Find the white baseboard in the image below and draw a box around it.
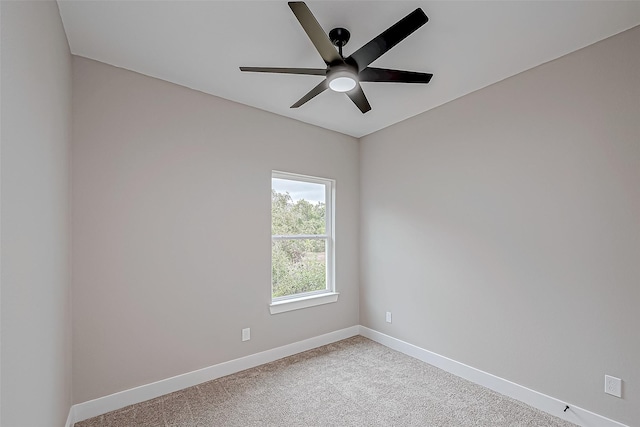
[65,405,75,427]
[67,325,626,427]
[70,325,359,424]
[359,326,627,427]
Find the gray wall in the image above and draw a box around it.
[0,1,73,426]
[71,57,360,403]
[360,25,640,425]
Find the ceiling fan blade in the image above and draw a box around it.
[348,8,428,71]
[291,79,328,108]
[359,67,433,84]
[240,67,326,76]
[346,84,371,114]
[288,2,341,65]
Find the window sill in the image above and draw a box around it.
[269,292,339,315]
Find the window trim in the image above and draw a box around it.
[270,171,337,314]
[269,292,339,315]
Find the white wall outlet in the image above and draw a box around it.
[242,328,250,342]
[385,312,392,323]
[604,375,622,398]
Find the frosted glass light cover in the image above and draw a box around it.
[329,76,357,92]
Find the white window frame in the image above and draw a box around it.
[269,171,338,314]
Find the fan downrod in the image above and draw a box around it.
[329,27,350,57]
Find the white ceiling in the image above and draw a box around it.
[57,1,640,138]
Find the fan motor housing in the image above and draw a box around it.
[327,64,358,92]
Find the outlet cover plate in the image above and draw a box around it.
[242,328,250,342]
[385,312,392,323]
[605,375,622,398]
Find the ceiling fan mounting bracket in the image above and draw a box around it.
[329,27,351,48]
[329,27,350,57]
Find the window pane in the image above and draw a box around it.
[272,178,325,235]
[272,238,326,298]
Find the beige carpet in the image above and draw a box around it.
[75,336,577,426]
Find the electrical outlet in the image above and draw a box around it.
[242,328,250,342]
[604,375,622,398]
[385,312,392,323]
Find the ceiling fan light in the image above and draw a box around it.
[328,70,358,92]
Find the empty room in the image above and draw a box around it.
[1,1,639,426]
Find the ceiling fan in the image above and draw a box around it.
[240,2,433,114]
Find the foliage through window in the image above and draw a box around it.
[271,172,333,301]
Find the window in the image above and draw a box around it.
[270,171,337,314]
